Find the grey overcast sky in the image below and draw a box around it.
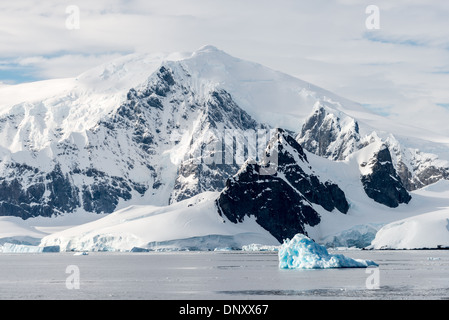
[1,0,449,134]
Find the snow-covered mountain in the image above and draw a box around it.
[0,47,271,218]
[1,45,449,250]
[297,103,449,192]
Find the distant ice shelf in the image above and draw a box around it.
[1,243,60,253]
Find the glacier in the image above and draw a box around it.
[279,234,378,269]
[322,223,383,249]
[1,243,60,253]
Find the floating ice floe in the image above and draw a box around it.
[241,244,280,252]
[278,234,378,269]
[73,252,89,256]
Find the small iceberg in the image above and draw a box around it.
[241,244,279,252]
[278,234,378,269]
[73,252,89,256]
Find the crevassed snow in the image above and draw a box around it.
[1,243,47,253]
[322,223,383,249]
[1,242,60,253]
[278,234,377,269]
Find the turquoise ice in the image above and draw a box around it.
[279,234,378,269]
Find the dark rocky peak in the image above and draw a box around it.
[216,128,349,242]
[299,104,449,193]
[216,158,322,243]
[142,65,176,98]
[361,144,412,208]
[268,128,309,166]
[157,66,176,87]
[265,128,349,214]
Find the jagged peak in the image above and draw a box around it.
[298,102,361,161]
[266,128,309,165]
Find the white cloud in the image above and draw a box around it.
[15,53,125,79]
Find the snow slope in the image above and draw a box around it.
[0,211,106,246]
[369,180,449,249]
[39,192,279,252]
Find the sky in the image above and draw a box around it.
[0,0,449,135]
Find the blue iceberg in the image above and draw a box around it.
[278,234,378,269]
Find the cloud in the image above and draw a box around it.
[14,53,126,79]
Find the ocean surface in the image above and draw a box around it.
[0,250,448,300]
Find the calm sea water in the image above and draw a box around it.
[0,250,448,300]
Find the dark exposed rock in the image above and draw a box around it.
[0,164,79,219]
[217,160,321,243]
[361,145,412,208]
[216,129,349,242]
[0,59,425,224]
[396,160,449,191]
[415,166,449,188]
[274,130,349,214]
[78,168,135,214]
[45,165,80,213]
[0,158,148,219]
[395,160,415,191]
